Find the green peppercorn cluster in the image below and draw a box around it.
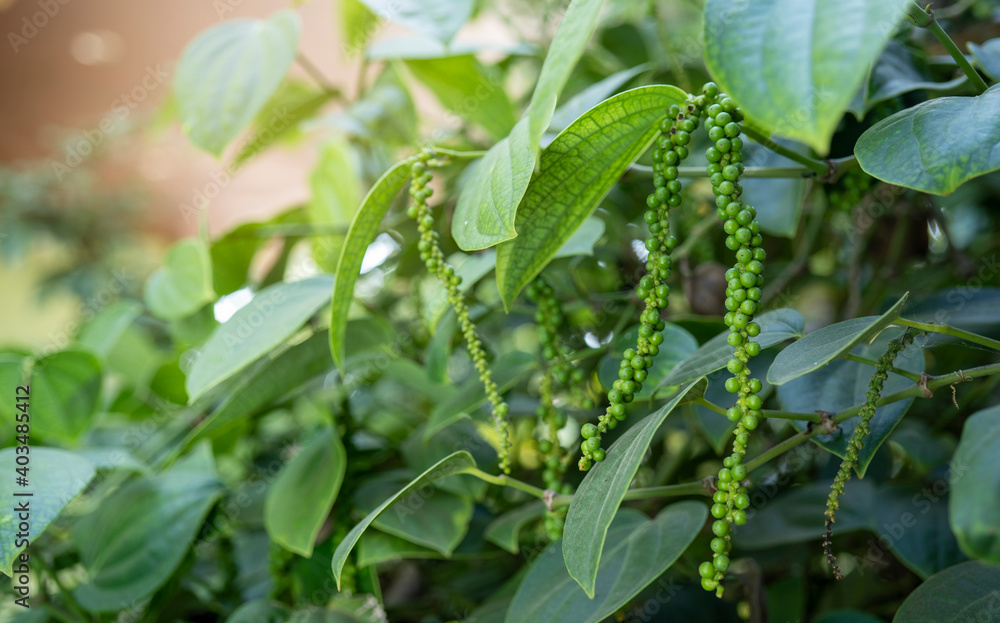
[696,82,768,597]
[526,277,592,538]
[827,167,873,214]
[824,331,914,579]
[577,100,696,471]
[408,150,512,473]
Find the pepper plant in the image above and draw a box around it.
[4,0,1000,621]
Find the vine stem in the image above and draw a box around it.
[906,2,990,94]
[469,361,1000,503]
[631,164,817,179]
[739,125,830,177]
[296,53,342,97]
[841,353,924,382]
[897,318,1000,352]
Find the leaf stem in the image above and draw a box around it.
[761,409,824,423]
[897,318,1000,352]
[906,2,990,94]
[739,125,830,177]
[467,468,548,499]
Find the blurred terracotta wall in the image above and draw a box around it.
[0,0,362,238]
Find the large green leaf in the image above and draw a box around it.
[874,483,965,579]
[740,139,807,238]
[778,328,925,476]
[767,293,908,385]
[76,300,142,360]
[970,38,1000,81]
[526,0,606,144]
[509,504,706,623]
[29,350,102,444]
[703,0,911,154]
[144,239,216,321]
[356,531,443,567]
[815,611,885,623]
[452,118,533,250]
[495,86,686,308]
[659,308,804,390]
[562,380,703,597]
[174,10,300,155]
[893,561,1000,623]
[210,222,263,296]
[72,445,222,611]
[180,331,333,451]
[950,404,1000,565]
[357,0,472,43]
[265,427,346,557]
[0,448,96,575]
[855,85,1000,195]
[331,451,477,588]
[352,474,473,555]
[848,40,968,120]
[186,275,334,402]
[340,0,378,56]
[548,63,651,132]
[405,56,516,140]
[483,501,546,554]
[308,137,363,272]
[452,0,605,251]
[331,161,411,369]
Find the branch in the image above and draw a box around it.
[906,2,990,93]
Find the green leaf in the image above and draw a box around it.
[874,483,965,579]
[893,561,1000,623]
[856,85,1000,195]
[186,275,335,402]
[265,426,346,557]
[703,0,911,154]
[72,445,223,611]
[0,448,95,575]
[424,351,536,439]
[526,0,606,144]
[848,41,968,120]
[548,63,652,132]
[180,331,333,449]
[734,479,875,550]
[779,328,925,476]
[227,600,292,623]
[495,86,687,307]
[950,403,1000,565]
[352,474,473,555]
[331,451,476,588]
[331,160,411,369]
[970,38,1000,81]
[308,137,363,272]
[553,216,605,259]
[562,380,703,597]
[510,504,706,622]
[452,118,533,251]
[357,0,473,43]
[233,80,335,167]
[660,308,804,389]
[356,531,443,567]
[741,139,807,238]
[174,10,300,155]
[452,0,605,252]
[405,56,516,140]
[29,350,102,444]
[484,501,546,554]
[76,300,142,360]
[144,239,216,321]
[767,293,908,385]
